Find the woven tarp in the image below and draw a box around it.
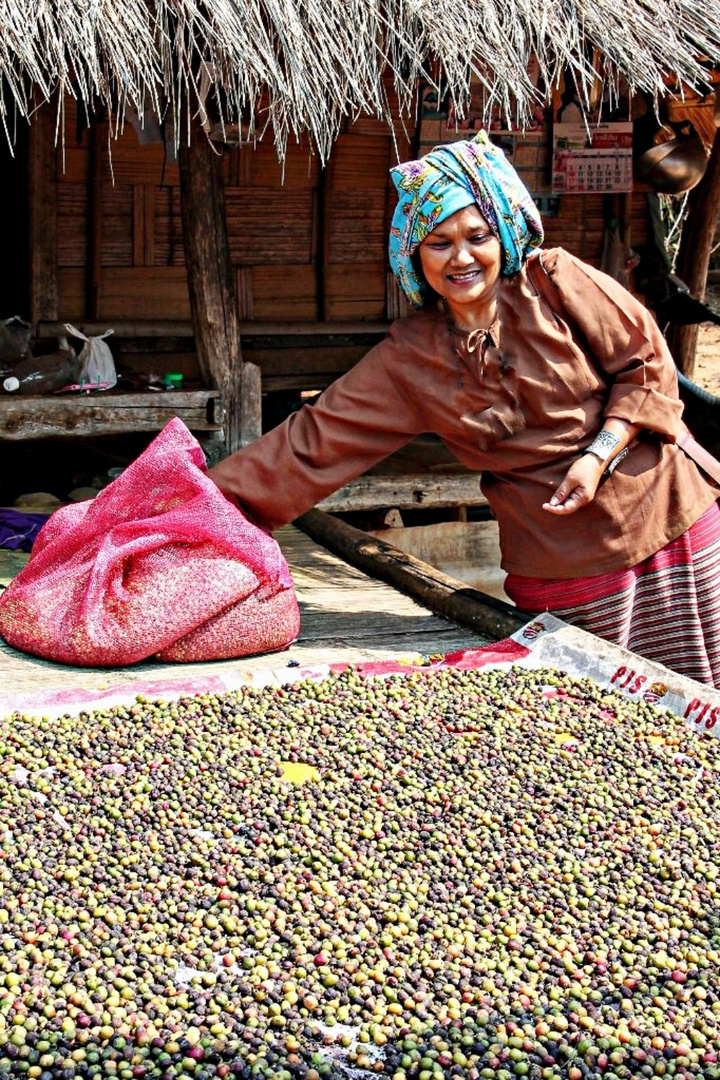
[0,419,300,665]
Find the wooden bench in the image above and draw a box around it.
[0,390,223,440]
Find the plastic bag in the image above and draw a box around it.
[0,316,32,368]
[0,418,300,665]
[64,324,117,390]
[2,340,79,395]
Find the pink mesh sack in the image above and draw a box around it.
[0,418,300,666]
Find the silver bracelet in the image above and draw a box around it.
[603,446,629,475]
[583,430,621,465]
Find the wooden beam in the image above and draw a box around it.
[87,115,107,319]
[28,99,58,330]
[317,471,488,512]
[37,320,390,338]
[0,391,222,440]
[295,509,530,641]
[178,112,249,451]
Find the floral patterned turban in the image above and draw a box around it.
[388,131,544,309]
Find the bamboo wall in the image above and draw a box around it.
[53,99,413,327]
[27,93,656,415]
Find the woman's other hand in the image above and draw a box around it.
[542,456,603,515]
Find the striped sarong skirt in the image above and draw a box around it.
[504,502,720,688]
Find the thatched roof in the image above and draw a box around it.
[2,0,720,159]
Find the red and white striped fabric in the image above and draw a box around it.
[505,501,720,687]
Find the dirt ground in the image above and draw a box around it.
[696,326,720,396]
[694,285,720,397]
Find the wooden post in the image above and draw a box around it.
[668,127,720,378]
[317,153,331,323]
[28,99,58,330]
[178,111,261,452]
[87,115,107,319]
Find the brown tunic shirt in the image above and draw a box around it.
[210,247,718,578]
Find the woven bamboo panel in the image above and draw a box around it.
[329,134,395,189]
[100,184,134,267]
[241,139,321,190]
[153,187,185,267]
[326,189,387,263]
[341,83,416,140]
[324,264,387,320]
[322,133,398,311]
[61,147,91,185]
[57,268,86,320]
[57,183,88,266]
[250,266,318,321]
[100,136,180,187]
[226,190,315,264]
[95,268,191,321]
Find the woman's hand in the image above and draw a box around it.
[542,456,604,516]
[544,418,640,516]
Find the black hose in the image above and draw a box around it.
[677,370,720,408]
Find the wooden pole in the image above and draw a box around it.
[178,111,261,452]
[668,127,720,378]
[28,99,58,331]
[87,114,107,320]
[295,508,532,641]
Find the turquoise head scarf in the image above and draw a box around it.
[388,131,544,309]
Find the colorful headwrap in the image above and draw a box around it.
[388,131,544,309]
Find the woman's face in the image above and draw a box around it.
[417,205,502,329]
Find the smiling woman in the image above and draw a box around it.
[417,207,501,332]
[208,132,720,686]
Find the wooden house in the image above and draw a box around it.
[1,2,720,523]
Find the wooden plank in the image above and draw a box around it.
[0,392,223,439]
[100,135,179,187]
[247,344,369,379]
[324,295,388,321]
[329,135,399,188]
[317,471,488,512]
[38,320,390,338]
[100,183,134,266]
[61,147,91,185]
[240,362,263,444]
[236,267,253,320]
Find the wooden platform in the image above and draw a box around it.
[0,526,493,718]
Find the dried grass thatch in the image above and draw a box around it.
[1,0,720,159]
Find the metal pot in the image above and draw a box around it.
[635,124,708,194]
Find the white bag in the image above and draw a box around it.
[64,324,117,390]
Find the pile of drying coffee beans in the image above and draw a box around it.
[0,664,719,1080]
